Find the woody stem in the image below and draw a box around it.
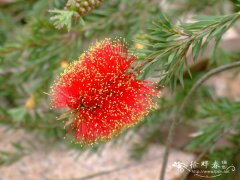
[160,61,240,180]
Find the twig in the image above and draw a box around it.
[160,61,240,180]
[67,155,163,180]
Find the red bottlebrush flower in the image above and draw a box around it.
[50,39,159,144]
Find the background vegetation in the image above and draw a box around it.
[0,0,240,179]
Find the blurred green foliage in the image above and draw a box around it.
[0,1,240,180]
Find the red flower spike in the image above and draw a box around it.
[50,39,160,144]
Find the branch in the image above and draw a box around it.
[160,61,240,180]
[138,12,240,87]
